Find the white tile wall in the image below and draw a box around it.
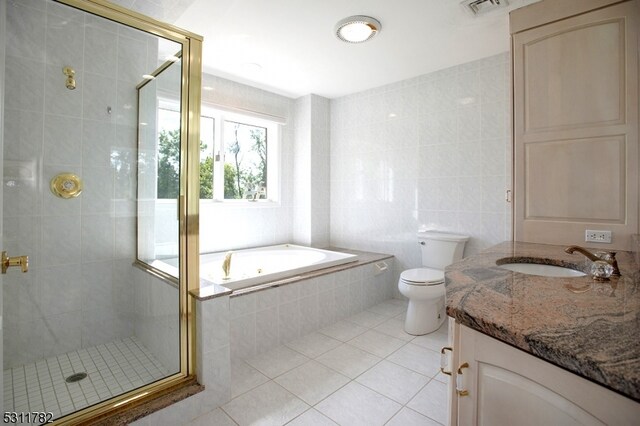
[293,95,312,245]
[197,74,296,254]
[230,260,395,360]
[139,76,335,258]
[1,0,158,368]
[330,53,512,290]
[132,267,180,374]
[292,94,331,248]
[109,0,197,24]
[195,296,231,409]
[310,95,331,248]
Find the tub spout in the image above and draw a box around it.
[222,251,233,280]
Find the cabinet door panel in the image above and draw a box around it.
[477,363,603,426]
[525,136,625,222]
[523,19,624,132]
[455,325,640,425]
[513,1,638,249]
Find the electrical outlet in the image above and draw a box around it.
[585,230,612,243]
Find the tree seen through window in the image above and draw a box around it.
[224,121,267,200]
[156,109,269,201]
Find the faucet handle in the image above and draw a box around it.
[596,251,620,276]
[605,252,620,276]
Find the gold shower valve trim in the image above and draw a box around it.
[50,173,83,198]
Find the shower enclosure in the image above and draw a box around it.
[0,0,202,423]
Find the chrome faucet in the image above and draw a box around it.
[564,245,620,277]
[222,251,233,280]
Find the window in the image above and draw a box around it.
[156,105,279,202]
[205,107,279,202]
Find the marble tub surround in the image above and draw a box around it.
[445,241,640,401]
[191,280,233,300]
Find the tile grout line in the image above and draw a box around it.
[3,336,170,422]
[216,300,449,426]
[225,303,447,426]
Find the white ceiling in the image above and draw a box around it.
[175,0,540,99]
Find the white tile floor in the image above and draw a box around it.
[3,337,169,424]
[188,299,450,426]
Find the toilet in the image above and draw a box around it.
[399,231,469,335]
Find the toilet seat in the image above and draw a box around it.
[400,268,444,286]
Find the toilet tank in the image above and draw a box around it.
[418,231,469,270]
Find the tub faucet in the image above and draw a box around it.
[222,251,233,280]
[564,245,620,276]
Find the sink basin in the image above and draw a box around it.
[498,263,586,278]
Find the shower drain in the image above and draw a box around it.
[65,372,88,383]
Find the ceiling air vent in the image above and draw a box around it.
[461,0,508,16]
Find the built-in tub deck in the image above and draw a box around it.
[191,247,393,301]
[201,245,359,290]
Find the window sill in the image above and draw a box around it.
[199,199,281,208]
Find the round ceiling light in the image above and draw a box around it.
[335,15,381,43]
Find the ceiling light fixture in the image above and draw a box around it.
[335,15,381,43]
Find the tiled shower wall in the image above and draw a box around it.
[132,268,180,374]
[330,53,512,286]
[2,0,157,368]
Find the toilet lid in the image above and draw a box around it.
[400,268,444,286]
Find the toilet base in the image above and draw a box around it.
[403,297,445,336]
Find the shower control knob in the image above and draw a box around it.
[1,251,29,274]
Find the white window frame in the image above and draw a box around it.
[201,105,280,204]
[156,99,281,204]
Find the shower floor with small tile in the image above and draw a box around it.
[3,337,169,424]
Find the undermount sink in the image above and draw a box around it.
[498,262,587,278]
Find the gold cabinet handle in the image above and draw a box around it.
[1,251,29,274]
[456,362,469,397]
[440,346,453,376]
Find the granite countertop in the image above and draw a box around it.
[445,241,640,402]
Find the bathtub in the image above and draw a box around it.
[200,244,358,290]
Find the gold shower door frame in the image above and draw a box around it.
[51,1,202,424]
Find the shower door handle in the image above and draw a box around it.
[1,251,29,274]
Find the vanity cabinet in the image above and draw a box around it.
[446,321,640,425]
[511,0,639,250]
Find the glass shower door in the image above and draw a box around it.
[1,0,200,423]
